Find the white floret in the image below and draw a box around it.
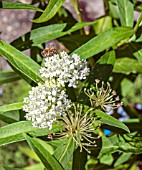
[39,51,90,88]
[23,82,71,129]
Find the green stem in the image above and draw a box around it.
[117,12,142,48]
[103,0,109,15]
[71,0,84,34]
[71,0,95,68]
[134,12,142,33]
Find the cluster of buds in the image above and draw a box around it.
[84,79,123,112]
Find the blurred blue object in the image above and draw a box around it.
[136,104,142,110]
[104,129,111,136]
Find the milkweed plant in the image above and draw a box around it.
[0,0,142,169]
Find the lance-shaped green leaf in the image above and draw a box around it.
[121,78,133,97]
[100,154,114,165]
[3,166,22,170]
[0,71,20,84]
[92,16,112,34]
[0,102,24,114]
[98,136,119,159]
[114,153,132,167]
[31,23,66,46]
[98,133,142,160]
[113,57,142,75]
[11,22,95,49]
[0,40,43,83]
[0,121,63,146]
[0,111,20,123]
[24,134,63,170]
[53,138,75,169]
[94,110,130,133]
[72,148,87,170]
[116,0,134,27]
[33,0,65,23]
[72,27,134,59]
[0,1,43,12]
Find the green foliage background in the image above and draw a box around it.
[0,0,142,169]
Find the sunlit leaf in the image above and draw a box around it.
[0,40,43,83]
[113,57,142,74]
[11,22,95,48]
[114,153,132,167]
[24,134,63,170]
[72,27,134,59]
[1,1,43,12]
[116,0,134,27]
[0,121,63,146]
[0,71,20,84]
[0,102,23,114]
[54,138,75,169]
[33,0,65,23]
[95,110,130,133]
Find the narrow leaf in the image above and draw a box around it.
[11,22,95,48]
[0,71,20,84]
[1,1,43,12]
[114,153,132,167]
[3,166,21,170]
[54,138,75,169]
[117,0,134,27]
[95,110,130,133]
[0,40,43,83]
[35,138,54,155]
[0,110,19,123]
[72,148,87,170]
[72,27,134,59]
[98,136,119,158]
[121,78,133,97]
[24,134,63,170]
[33,0,65,23]
[30,24,66,40]
[0,121,63,146]
[31,22,95,46]
[31,23,66,46]
[0,102,24,114]
[113,57,142,75]
[92,16,112,34]
[100,154,114,165]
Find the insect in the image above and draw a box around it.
[41,46,58,58]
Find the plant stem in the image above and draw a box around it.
[71,0,95,68]
[103,0,109,16]
[71,0,84,34]
[117,13,142,47]
[134,12,142,33]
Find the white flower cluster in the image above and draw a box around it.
[40,51,90,88]
[23,81,71,129]
[23,51,90,129]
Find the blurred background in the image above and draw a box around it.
[0,0,142,169]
